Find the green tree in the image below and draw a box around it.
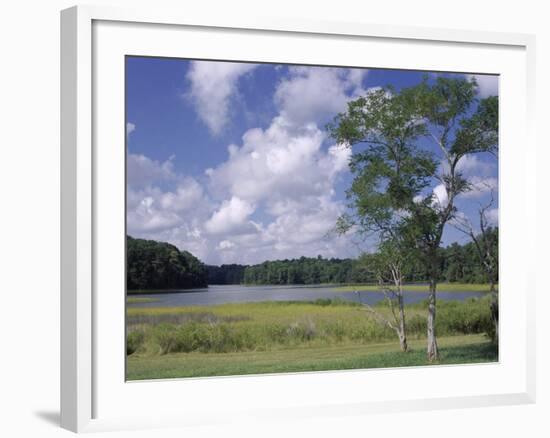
[330,77,498,361]
[126,236,208,290]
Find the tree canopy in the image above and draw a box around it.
[127,236,208,290]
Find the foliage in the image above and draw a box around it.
[127,236,208,290]
[440,228,498,284]
[126,330,145,355]
[242,255,375,285]
[206,264,246,284]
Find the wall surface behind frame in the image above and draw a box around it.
[0,0,547,437]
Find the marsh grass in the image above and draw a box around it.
[126,296,495,356]
[127,311,250,327]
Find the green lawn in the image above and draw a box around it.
[334,283,494,292]
[127,334,497,380]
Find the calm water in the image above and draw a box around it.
[128,284,487,307]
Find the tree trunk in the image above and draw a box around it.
[397,292,408,352]
[426,277,439,361]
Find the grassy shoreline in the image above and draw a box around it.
[127,282,494,295]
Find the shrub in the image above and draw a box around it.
[286,318,317,342]
[405,314,427,338]
[127,330,145,355]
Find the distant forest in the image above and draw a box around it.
[127,228,497,290]
[127,236,208,290]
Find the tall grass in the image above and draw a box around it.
[126,296,495,356]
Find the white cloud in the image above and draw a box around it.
[207,116,351,206]
[127,195,182,233]
[467,74,498,98]
[265,195,341,246]
[456,155,494,176]
[218,240,236,250]
[127,154,176,188]
[124,121,355,264]
[205,194,357,265]
[439,155,495,178]
[274,66,368,126]
[158,178,205,212]
[432,183,449,209]
[205,196,256,235]
[193,65,365,263]
[186,61,257,135]
[127,177,213,236]
[202,117,354,262]
[128,63,371,264]
[126,122,136,138]
[486,208,499,225]
[462,176,498,198]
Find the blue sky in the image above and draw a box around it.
[126,57,499,265]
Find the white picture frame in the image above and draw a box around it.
[60,4,536,433]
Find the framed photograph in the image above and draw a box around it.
[61,5,536,433]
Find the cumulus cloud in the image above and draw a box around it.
[205,196,256,235]
[158,178,205,212]
[207,116,350,206]
[201,114,354,262]
[274,66,368,126]
[127,154,176,188]
[467,74,498,98]
[128,63,373,264]
[186,61,257,135]
[127,177,212,234]
[265,195,342,246]
[127,194,182,233]
[190,64,367,263]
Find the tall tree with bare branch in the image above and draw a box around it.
[330,77,498,361]
[452,192,499,342]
